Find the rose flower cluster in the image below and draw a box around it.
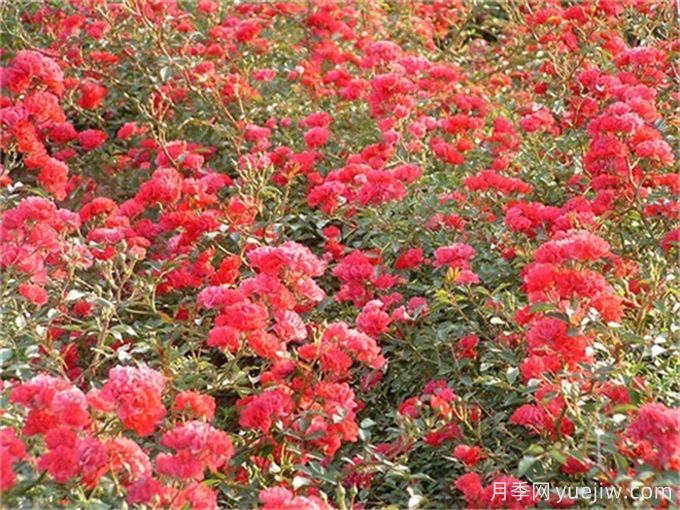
[1,1,677,509]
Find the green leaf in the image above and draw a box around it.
[0,348,13,364]
[525,444,544,455]
[549,449,567,464]
[529,302,555,314]
[518,456,537,476]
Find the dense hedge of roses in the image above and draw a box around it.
[0,1,678,509]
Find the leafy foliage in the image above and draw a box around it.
[0,1,678,509]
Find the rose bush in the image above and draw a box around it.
[0,0,678,509]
